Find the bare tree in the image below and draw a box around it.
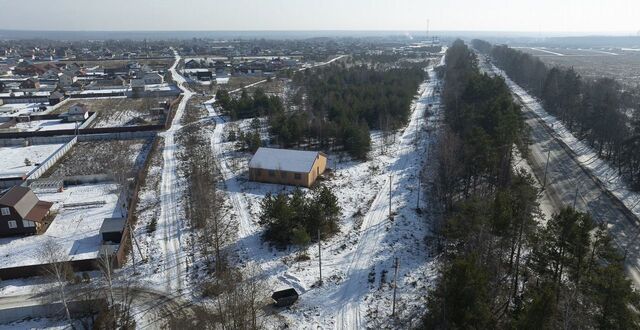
[94,249,136,330]
[37,239,74,327]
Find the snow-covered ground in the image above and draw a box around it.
[0,143,64,179]
[0,183,122,269]
[146,49,192,293]
[491,65,640,221]
[11,119,77,132]
[206,61,442,328]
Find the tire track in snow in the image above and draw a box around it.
[157,49,193,293]
[334,66,441,329]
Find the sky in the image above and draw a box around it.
[0,0,639,34]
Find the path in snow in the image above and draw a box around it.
[334,66,440,329]
[156,49,193,293]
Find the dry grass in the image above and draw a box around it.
[43,139,153,179]
[55,97,177,127]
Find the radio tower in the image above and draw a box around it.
[426,19,430,40]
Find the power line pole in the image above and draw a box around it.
[389,174,392,219]
[542,149,551,188]
[318,228,322,286]
[417,174,421,211]
[573,185,580,209]
[392,257,399,317]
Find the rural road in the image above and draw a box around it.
[157,48,193,293]
[335,64,441,329]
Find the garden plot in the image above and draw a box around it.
[0,143,64,179]
[0,183,122,269]
[42,139,152,179]
[55,97,175,128]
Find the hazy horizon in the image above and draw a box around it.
[1,0,639,34]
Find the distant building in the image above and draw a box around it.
[19,78,40,90]
[248,147,327,188]
[130,79,145,96]
[0,186,53,237]
[58,73,76,87]
[48,91,65,106]
[66,102,89,121]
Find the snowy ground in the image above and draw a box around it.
[491,65,640,223]
[0,143,64,179]
[0,103,51,117]
[206,61,442,328]
[0,183,122,269]
[10,119,77,132]
[132,49,193,294]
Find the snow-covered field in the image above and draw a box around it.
[12,119,77,132]
[0,183,122,269]
[491,65,640,221]
[0,143,64,179]
[206,62,442,328]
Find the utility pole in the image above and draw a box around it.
[318,228,322,286]
[542,149,551,188]
[389,174,393,219]
[572,185,580,209]
[392,257,399,317]
[129,223,136,274]
[417,174,421,211]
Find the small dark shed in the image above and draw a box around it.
[271,288,299,307]
[100,217,126,243]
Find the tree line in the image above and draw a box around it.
[423,40,640,329]
[473,39,640,190]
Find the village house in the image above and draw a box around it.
[48,91,65,106]
[58,72,76,87]
[66,102,89,121]
[130,79,146,97]
[19,78,40,90]
[143,72,164,85]
[248,147,327,188]
[0,186,53,237]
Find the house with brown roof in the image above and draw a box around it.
[0,186,53,237]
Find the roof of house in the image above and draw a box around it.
[100,217,126,233]
[130,79,145,87]
[0,186,52,222]
[249,147,324,173]
[49,91,64,99]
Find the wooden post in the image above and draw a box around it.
[318,228,322,286]
[392,257,399,317]
[389,174,392,219]
[417,172,421,211]
[543,149,551,188]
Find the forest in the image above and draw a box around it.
[273,64,425,159]
[423,40,640,329]
[472,39,640,189]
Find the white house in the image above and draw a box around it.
[58,73,76,87]
[66,103,89,122]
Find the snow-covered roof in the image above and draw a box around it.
[249,147,323,173]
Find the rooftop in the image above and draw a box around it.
[249,147,323,173]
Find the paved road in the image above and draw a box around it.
[483,61,640,286]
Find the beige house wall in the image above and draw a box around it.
[249,153,328,188]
